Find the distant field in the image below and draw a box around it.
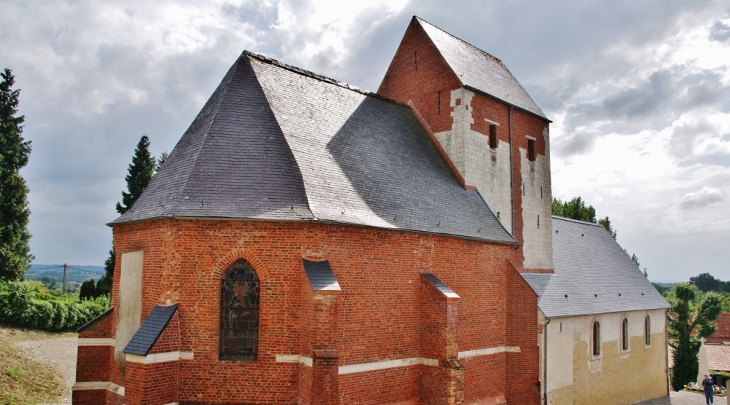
[25,264,105,285]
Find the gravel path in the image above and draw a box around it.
[15,334,77,405]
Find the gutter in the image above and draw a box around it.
[509,105,515,235]
[542,317,544,405]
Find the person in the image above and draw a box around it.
[702,374,714,405]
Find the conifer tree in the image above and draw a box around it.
[98,136,156,295]
[0,68,33,281]
[116,135,156,214]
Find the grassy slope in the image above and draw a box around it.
[0,326,68,405]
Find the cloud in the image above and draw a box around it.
[710,16,730,42]
[679,186,725,208]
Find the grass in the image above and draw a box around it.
[0,326,66,405]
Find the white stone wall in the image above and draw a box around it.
[540,309,667,393]
[520,128,553,269]
[434,88,513,233]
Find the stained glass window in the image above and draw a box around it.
[219,259,260,360]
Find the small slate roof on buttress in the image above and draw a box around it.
[414,17,548,121]
[123,304,178,356]
[521,217,669,318]
[111,51,515,245]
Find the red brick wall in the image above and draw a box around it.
[378,18,462,133]
[75,346,112,382]
[103,219,538,404]
[72,390,105,405]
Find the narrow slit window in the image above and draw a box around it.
[528,139,536,162]
[537,215,540,229]
[592,321,601,356]
[489,124,498,149]
[437,90,441,115]
[414,51,418,70]
[622,318,629,351]
[645,316,651,346]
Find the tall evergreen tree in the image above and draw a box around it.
[0,68,33,281]
[116,135,156,214]
[99,136,156,295]
[667,283,723,390]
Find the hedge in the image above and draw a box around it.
[0,279,110,331]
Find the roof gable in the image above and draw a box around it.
[415,17,548,121]
[522,217,669,318]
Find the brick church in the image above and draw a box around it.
[74,16,554,405]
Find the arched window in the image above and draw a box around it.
[645,316,651,346]
[621,318,629,351]
[592,321,601,356]
[220,259,260,360]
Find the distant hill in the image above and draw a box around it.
[26,264,105,285]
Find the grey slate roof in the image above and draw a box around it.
[123,304,178,356]
[421,273,460,299]
[302,259,340,291]
[521,217,669,318]
[111,52,516,245]
[416,17,549,121]
[76,307,113,333]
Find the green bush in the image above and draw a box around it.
[0,279,110,331]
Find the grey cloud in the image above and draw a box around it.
[668,119,715,158]
[554,133,597,157]
[710,17,730,42]
[679,187,725,208]
[566,69,676,129]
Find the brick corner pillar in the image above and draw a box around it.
[419,273,464,405]
[73,308,116,405]
[301,259,341,405]
[505,262,540,405]
[312,348,339,405]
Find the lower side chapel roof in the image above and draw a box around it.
[110,51,515,245]
[522,217,669,318]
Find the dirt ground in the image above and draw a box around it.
[0,326,76,405]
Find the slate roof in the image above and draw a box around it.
[421,273,460,299]
[111,52,516,245]
[76,307,113,333]
[302,259,340,291]
[521,217,669,318]
[123,304,178,356]
[415,17,548,121]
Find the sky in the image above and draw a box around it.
[1,0,729,282]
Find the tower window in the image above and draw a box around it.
[528,138,536,161]
[537,215,540,229]
[622,317,629,351]
[437,90,441,115]
[489,124,498,149]
[414,51,418,70]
